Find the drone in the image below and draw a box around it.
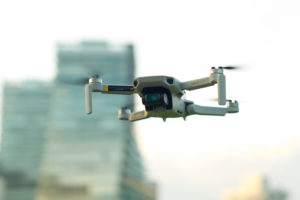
[85,66,239,122]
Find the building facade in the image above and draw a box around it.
[0,81,52,200]
[0,41,155,200]
[37,41,155,200]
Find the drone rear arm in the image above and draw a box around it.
[186,104,227,116]
[180,67,226,105]
[118,108,148,122]
[186,100,239,116]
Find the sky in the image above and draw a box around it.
[1,0,300,199]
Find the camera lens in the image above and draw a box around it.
[146,93,160,102]
[142,93,169,108]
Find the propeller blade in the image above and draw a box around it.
[57,73,102,85]
[221,65,243,70]
[206,97,245,104]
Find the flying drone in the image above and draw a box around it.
[85,66,239,122]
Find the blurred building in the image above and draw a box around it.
[0,177,5,200]
[37,41,156,200]
[223,174,288,200]
[0,81,52,200]
[0,41,155,200]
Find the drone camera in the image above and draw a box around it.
[142,93,169,108]
[141,87,172,111]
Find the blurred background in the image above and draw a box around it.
[1,0,300,200]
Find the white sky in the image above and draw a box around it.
[1,0,300,199]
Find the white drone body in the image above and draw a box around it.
[85,67,239,122]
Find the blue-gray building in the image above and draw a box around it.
[0,81,52,200]
[1,41,156,200]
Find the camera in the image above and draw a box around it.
[141,87,172,111]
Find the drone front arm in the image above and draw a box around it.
[85,82,103,114]
[101,85,135,95]
[217,74,226,105]
[180,67,226,105]
[85,84,93,114]
[85,82,135,114]
[180,77,215,90]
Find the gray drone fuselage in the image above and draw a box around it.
[85,67,239,122]
[133,76,186,119]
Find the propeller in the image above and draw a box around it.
[220,65,243,71]
[206,97,245,104]
[66,77,90,85]
[57,72,102,85]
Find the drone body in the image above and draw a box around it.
[85,67,239,122]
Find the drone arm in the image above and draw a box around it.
[85,81,135,114]
[85,82,103,114]
[186,103,227,116]
[217,74,226,105]
[118,108,148,122]
[129,110,148,122]
[102,85,135,95]
[180,77,215,90]
[186,100,239,116]
[180,68,226,105]
[85,84,93,114]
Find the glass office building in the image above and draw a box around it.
[37,41,156,200]
[0,41,155,200]
[0,81,52,200]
